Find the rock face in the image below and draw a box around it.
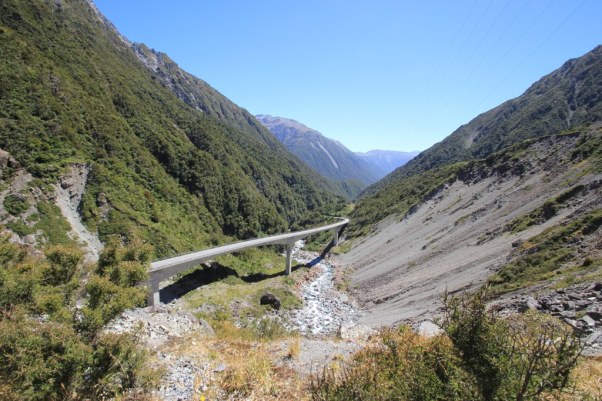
[260,293,281,310]
[54,164,104,262]
[495,283,602,355]
[340,131,601,328]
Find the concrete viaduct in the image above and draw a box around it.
[147,218,349,306]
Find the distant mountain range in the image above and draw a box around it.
[355,149,420,178]
[256,115,417,197]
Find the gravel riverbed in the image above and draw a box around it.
[285,240,360,335]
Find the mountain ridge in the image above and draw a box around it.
[256,114,390,198]
[364,45,602,198]
[0,0,343,257]
[355,149,420,178]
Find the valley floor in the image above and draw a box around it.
[107,244,372,400]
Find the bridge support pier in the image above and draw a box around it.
[333,228,339,247]
[285,241,293,275]
[147,282,160,307]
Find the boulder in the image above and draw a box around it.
[559,311,576,319]
[416,320,443,338]
[562,300,576,310]
[338,324,376,341]
[549,304,564,313]
[575,300,592,310]
[581,315,596,327]
[511,239,524,248]
[586,331,602,345]
[588,282,602,292]
[260,293,281,310]
[518,297,541,312]
[198,318,216,338]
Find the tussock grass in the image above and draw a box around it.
[310,288,585,401]
[211,340,307,400]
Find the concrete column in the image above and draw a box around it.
[333,228,339,247]
[285,241,293,275]
[147,282,160,307]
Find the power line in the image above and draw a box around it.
[426,0,507,127]
[435,0,557,131]
[405,0,479,133]
[476,0,587,108]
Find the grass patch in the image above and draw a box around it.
[216,247,286,277]
[489,208,602,292]
[331,240,353,255]
[184,248,305,340]
[33,201,76,246]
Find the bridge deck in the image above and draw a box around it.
[147,218,348,306]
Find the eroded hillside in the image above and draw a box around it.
[340,130,601,326]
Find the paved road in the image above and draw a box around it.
[147,218,348,306]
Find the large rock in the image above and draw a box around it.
[260,293,281,310]
[198,318,216,338]
[338,323,376,341]
[581,315,597,327]
[416,320,443,338]
[518,297,541,312]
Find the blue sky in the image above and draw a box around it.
[94,0,601,152]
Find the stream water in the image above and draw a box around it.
[287,240,358,335]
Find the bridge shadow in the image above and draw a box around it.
[159,264,239,304]
[158,239,337,303]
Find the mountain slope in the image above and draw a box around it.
[0,0,341,257]
[355,149,419,179]
[340,130,601,326]
[256,115,381,197]
[342,45,602,327]
[365,45,602,199]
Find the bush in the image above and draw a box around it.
[310,287,583,401]
[0,317,91,401]
[0,233,156,399]
[3,194,29,216]
[41,246,83,286]
[311,327,475,401]
[442,287,582,401]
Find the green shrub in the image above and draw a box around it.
[86,333,151,400]
[0,233,155,399]
[41,245,83,286]
[311,327,475,401]
[311,287,583,401]
[3,194,28,216]
[0,317,91,401]
[442,287,582,401]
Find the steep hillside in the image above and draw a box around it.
[365,45,602,199]
[256,114,380,197]
[355,149,419,179]
[340,130,601,326]
[0,0,342,257]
